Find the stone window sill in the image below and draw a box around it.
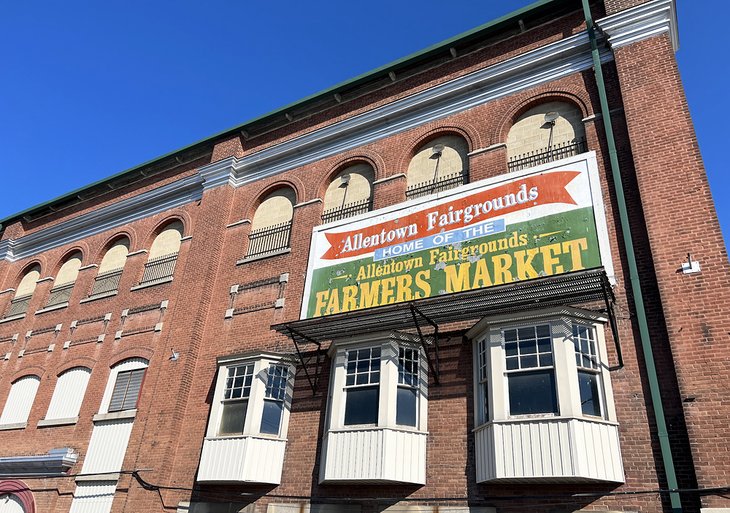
[79,290,118,304]
[130,276,173,291]
[236,248,291,265]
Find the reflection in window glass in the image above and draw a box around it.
[504,324,557,415]
[397,347,419,426]
[260,365,289,435]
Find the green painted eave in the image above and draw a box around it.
[0,0,580,232]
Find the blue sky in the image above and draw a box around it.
[1,1,727,248]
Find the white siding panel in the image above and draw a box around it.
[81,419,134,474]
[0,375,40,425]
[475,418,624,483]
[197,436,286,484]
[320,428,426,484]
[68,481,116,513]
[0,495,25,513]
[45,367,91,420]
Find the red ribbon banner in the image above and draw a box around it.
[322,170,580,260]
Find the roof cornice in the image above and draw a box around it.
[597,0,678,51]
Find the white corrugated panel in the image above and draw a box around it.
[320,428,426,484]
[197,435,286,484]
[80,419,134,474]
[68,481,116,513]
[0,494,25,513]
[475,418,624,483]
[45,367,91,420]
[0,375,40,425]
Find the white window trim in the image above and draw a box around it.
[325,331,428,433]
[206,352,295,440]
[469,307,617,426]
[98,358,149,415]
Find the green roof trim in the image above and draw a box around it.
[0,0,578,231]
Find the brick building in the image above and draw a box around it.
[0,0,727,512]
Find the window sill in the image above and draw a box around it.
[0,422,27,431]
[93,409,137,423]
[130,276,173,291]
[38,416,79,428]
[79,290,118,304]
[36,302,69,315]
[0,314,25,324]
[206,433,287,442]
[329,425,427,435]
[236,248,291,265]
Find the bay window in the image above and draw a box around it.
[469,308,624,483]
[197,353,294,484]
[320,332,428,484]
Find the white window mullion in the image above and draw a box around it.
[489,330,508,421]
[553,319,579,417]
[380,342,397,427]
[244,361,267,436]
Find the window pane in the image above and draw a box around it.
[396,387,417,426]
[578,371,602,417]
[344,386,378,425]
[508,370,557,415]
[260,400,284,435]
[219,400,247,435]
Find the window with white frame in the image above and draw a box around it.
[98,358,148,415]
[208,354,294,439]
[44,367,91,421]
[327,333,427,432]
[0,375,40,426]
[473,309,615,424]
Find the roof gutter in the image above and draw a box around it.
[583,1,681,511]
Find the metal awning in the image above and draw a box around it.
[273,268,616,393]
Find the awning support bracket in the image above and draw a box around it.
[410,304,440,385]
[600,274,624,370]
[287,326,322,396]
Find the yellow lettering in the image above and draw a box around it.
[492,254,513,285]
[341,285,358,312]
[314,290,329,317]
[415,270,431,298]
[381,277,396,304]
[514,248,540,280]
[395,275,413,302]
[359,281,380,309]
[540,243,563,275]
[472,258,493,288]
[562,238,588,271]
[445,262,471,293]
[326,288,341,314]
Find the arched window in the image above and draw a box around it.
[245,188,295,260]
[406,135,469,199]
[99,358,148,414]
[139,222,183,287]
[0,375,40,428]
[89,238,129,297]
[43,367,91,423]
[46,252,82,308]
[0,493,25,513]
[321,163,374,223]
[507,101,586,171]
[4,265,40,318]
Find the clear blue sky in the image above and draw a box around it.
[1,1,727,248]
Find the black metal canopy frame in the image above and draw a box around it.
[273,268,619,394]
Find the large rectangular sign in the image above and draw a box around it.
[302,152,612,319]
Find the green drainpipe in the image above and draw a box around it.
[580,1,682,511]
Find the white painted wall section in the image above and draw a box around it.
[475,418,624,482]
[197,436,286,484]
[320,428,427,484]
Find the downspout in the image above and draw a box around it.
[580,1,682,512]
